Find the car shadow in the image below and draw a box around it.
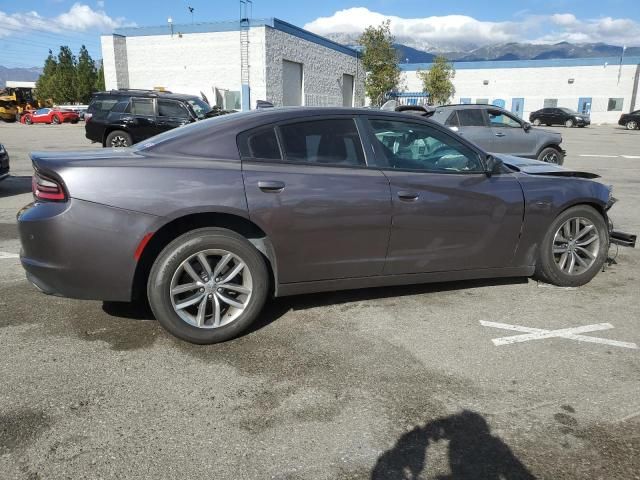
[102,277,529,335]
[370,410,536,479]
[0,176,32,198]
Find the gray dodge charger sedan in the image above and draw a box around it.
[17,108,634,344]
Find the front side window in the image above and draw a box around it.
[368,119,484,173]
[131,98,155,116]
[488,110,522,128]
[607,98,624,112]
[239,128,282,160]
[158,100,190,119]
[279,119,365,166]
[456,109,486,127]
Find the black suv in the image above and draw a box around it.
[85,89,223,147]
[529,107,590,128]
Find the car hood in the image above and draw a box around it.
[495,154,599,179]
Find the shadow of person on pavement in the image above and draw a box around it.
[371,410,536,480]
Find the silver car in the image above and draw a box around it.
[429,104,565,165]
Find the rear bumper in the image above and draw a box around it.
[17,198,158,301]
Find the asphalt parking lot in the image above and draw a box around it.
[0,122,639,479]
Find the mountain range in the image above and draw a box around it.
[0,66,42,88]
[326,32,639,64]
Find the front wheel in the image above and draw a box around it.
[626,120,638,130]
[147,228,269,344]
[532,119,541,126]
[24,116,32,125]
[565,119,574,128]
[537,147,564,165]
[535,205,608,287]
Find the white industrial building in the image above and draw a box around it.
[400,56,640,124]
[101,18,364,111]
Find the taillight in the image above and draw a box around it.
[32,172,67,201]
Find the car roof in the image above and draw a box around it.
[435,104,504,111]
[92,89,200,101]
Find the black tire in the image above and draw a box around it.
[147,227,269,344]
[52,115,61,124]
[532,119,541,126]
[25,116,32,125]
[534,205,608,287]
[537,146,564,165]
[626,120,638,130]
[105,130,132,148]
[546,123,552,127]
[565,119,574,128]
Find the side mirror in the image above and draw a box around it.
[523,122,531,131]
[485,155,503,176]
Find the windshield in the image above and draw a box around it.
[187,98,212,119]
[560,108,579,115]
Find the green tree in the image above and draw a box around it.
[35,50,58,103]
[95,59,105,92]
[417,55,456,106]
[358,20,400,106]
[52,46,77,103]
[76,45,98,103]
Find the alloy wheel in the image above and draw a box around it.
[552,217,600,275]
[541,151,559,164]
[627,121,638,130]
[110,135,129,147]
[565,119,574,128]
[169,249,253,329]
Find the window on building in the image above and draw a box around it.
[543,98,558,108]
[239,128,282,160]
[607,98,624,111]
[367,119,484,173]
[282,60,303,107]
[279,119,364,166]
[475,98,489,105]
[130,98,155,116]
[457,109,487,127]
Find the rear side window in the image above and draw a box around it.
[456,109,486,127]
[445,111,459,127]
[87,95,119,118]
[239,128,281,160]
[131,98,155,116]
[278,119,365,166]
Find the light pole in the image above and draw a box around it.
[188,6,194,24]
[617,45,626,85]
[168,17,173,37]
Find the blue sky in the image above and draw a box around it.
[1,0,639,68]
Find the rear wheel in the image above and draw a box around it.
[535,205,608,287]
[147,228,269,344]
[626,120,638,130]
[532,119,541,126]
[537,147,564,165]
[105,130,132,148]
[565,119,574,128]
[24,116,32,125]
[52,115,61,124]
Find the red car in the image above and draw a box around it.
[21,108,79,125]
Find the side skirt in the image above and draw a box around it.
[275,266,535,297]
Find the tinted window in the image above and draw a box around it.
[279,119,364,166]
[239,128,281,160]
[158,100,190,118]
[368,119,484,173]
[445,111,459,127]
[88,95,118,115]
[457,109,486,127]
[488,110,521,128]
[131,98,154,116]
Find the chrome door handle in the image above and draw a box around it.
[495,132,506,137]
[397,191,419,201]
[258,180,285,193]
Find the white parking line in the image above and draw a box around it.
[579,154,620,158]
[0,252,19,259]
[621,155,640,159]
[480,320,638,350]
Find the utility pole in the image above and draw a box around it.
[188,6,194,24]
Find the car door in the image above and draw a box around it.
[122,97,158,142]
[364,116,524,275]
[32,108,50,124]
[448,108,491,150]
[548,108,562,125]
[241,116,392,283]
[487,108,535,157]
[157,99,193,134]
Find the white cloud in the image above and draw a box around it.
[303,8,640,49]
[0,2,132,38]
